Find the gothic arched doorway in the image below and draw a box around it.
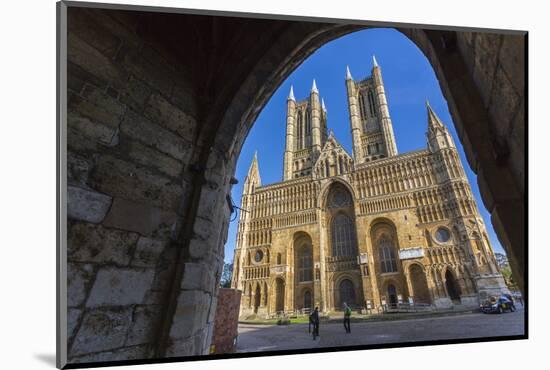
[409,264,431,304]
[445,270,461,302]
[254,284,261,313]
[387,284,398,307]
[339,279,356,308]
[304,290,312,310]
[275,278,285,313]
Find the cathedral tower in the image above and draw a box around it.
[283,81,328,180]
[345,57,398,164]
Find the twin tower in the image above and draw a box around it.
[283,56,400,181]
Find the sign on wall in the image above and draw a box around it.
[399,247,424,260]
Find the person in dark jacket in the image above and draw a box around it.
[310,307,320,340]
[343,302,352,333]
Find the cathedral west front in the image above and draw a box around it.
[231,57,509,317]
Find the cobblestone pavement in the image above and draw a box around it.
[236,308,525,353]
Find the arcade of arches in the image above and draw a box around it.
[61,4,525,364]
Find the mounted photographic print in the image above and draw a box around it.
[57,1,527,368]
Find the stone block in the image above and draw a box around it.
[67,151,91,187]
[181,263,215,291]
[132,237,168,268]
[120,110,193,163]
[164,332,204,357]
[86,267,155,307]
[472,32,501,108]
[119,45,173,98]
[118,137,184,179]
[126,305,162,346]
[67,7,122,59]
[119,75,152,114]
[68,33,127,90]
[499,34,525,94]
[67,110,118,146]
[144,93,196,142]
[488,66,521,139]
[67,185,112,224]
[168,290,212,340]
[68,222,138,265]
[90,155,184,211]
[67,263,95,307]
[70,345,149,364]
[70,306,133,356]
[103,197,178,239]
[67,308,83,340]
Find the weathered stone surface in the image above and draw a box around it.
[120,110,193,163]
[67,151,91,186]
[67,110,118,146]
[68,308,83,340]
[211,289,241,354]
[132,237,168,268]
[499,35,525,94]
[102,197,178,239]
[67,32,127,89]
[169,290,211,340]
[70,345,150,364]
[118,137,184,179]
[70,306,133,356]
[181,263,215,291]
[68,185,112,223]
[488,65,521,138]
[67,263,96,307]
[68,222,138,265]
[472,32,501,108]
[119,75,152,114]
[126,305,162,346]
[164,332,205,357]
[90,155,184,211]
[144,93,196,142]
[86,267,155,307]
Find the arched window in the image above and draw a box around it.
[277,253,282,265]
[297,245,313,282]
[368,90,377,117]
[358,93,366,120]
[331,213,357,257]
[297,111,303,150]
[379,236,397,273]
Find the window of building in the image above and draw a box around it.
[379,236,398,273]
[297,245,313,282]
[277,253,282,265]
[359,93,367,120]
[254,250,263,263]
[368,90,377,117]
[331,213,357,257]
[435,227,451,243]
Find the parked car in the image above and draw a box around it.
[480,296,516,314]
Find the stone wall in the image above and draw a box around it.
[211,289,242,354]
[66,7,222,363]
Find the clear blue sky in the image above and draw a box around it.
[224,28,506,263]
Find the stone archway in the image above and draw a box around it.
[409,264,431,304]
[445,270,461,302]
[63,4,525,363]
[338,279,356,308]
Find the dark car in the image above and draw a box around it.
[480,296,516,314]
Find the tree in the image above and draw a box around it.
[495,252,518,291]
[220,262,233,288]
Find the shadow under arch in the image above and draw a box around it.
[317,177,357,210]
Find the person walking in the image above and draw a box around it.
[310,307,320,340]
[343,302,352,333]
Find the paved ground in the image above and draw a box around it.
[236,307,525,352]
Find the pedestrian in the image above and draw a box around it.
[310,307,320,340]
[343,302,352,333]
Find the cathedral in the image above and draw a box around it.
[231,57,509,317]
